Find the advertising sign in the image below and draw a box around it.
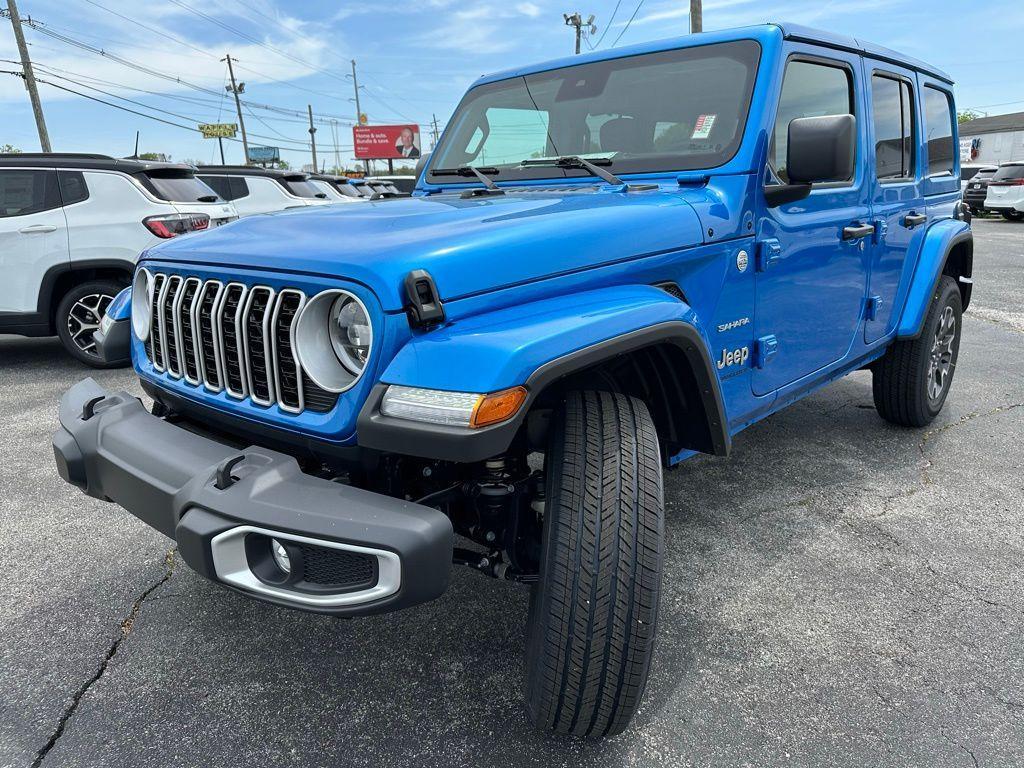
[247,145,280,163]
[352,124,421,160]
[198,123,237,139]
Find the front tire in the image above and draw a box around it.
[525,390,664,737]
[872,275,962,427]
[55,279,123,368]
[1001,210,1024,222]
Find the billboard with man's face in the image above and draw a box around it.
[353,124,421,160]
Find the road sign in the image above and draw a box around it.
[247,145,280,163]
[359,113,369,126]
[198,123,238,139]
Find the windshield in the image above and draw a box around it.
[429,40,760,183]
[145,173,222,202]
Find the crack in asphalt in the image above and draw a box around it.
[943,731,980,768]
[31,549,177,768]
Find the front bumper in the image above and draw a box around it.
[52,378,454,616]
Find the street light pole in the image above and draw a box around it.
[6,0,51,151]
[222,54,250,164]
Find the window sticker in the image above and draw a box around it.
[692,114,717,139]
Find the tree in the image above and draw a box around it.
[0,143,21,153]
[958,110,981,124]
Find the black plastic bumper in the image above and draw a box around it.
[92,317,132,366]
[52,378,454,616]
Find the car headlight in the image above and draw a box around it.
[294,289,374,393]
[131,268,153,342]
[381,385,528,429]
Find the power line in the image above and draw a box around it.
[610,0,644,47]
[592,0,622,48]
[82,0,219,61]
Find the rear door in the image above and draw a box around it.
[864,62,926,344]
[0,168,68,313]
[754,49,872,395]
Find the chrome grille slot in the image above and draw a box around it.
[218,283,248,399]
[271,289,306,413]
[140,272,344,416]
[149,273,166,371]
[196,281,224,392]
[242,287,276,406]
[162,275,183,377]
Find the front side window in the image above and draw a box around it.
[0,169,61,218]
[771,59,854,183]
[923,87,955,177]
[429,40,761,182]
[871,74,915,180]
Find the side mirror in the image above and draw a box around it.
[765,114,856,207]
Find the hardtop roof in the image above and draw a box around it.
[474,22,953,87]
[195,165,310,180]
[0,153,199,174]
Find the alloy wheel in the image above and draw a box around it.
[66,293,114,356]
[927,305,956,402]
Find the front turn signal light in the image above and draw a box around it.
[471,386,528,429]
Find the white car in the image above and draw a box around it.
[0,153,236,366]
[196,167,333,217]
[309,174,368,203]
[983,162,1024,221]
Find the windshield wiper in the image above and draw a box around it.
[519,155,626,187]
[432,165,504,196]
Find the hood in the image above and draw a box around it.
[145,186,706,311]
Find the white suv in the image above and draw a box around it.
[309,173,368,203]
[196,166,333,217]
[983,162,1024,221]
[0,153,236,366]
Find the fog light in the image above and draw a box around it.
[271,538,291,574]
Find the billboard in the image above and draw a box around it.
[353,124,421,160]
[247,145,280,163]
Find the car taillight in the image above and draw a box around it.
[991,179,1024,187]
[143,213,211,238]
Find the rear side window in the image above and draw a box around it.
[145,173,221,202]
[58,170,89,205]
[772,59,855,183]
[992,164,1024,181]
[0,169,61,217]
[871,74,915,180]
[923,87,955,177]
[335,183,361,198]
[199,175,249,201]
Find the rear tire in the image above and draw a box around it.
[525,390,664,737]
[872,275,962,427]
[55,279,123,368]
[1001,210,1024,222]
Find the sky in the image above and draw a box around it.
[2,0,1023,170]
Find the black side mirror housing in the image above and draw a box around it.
[764,114,856,208]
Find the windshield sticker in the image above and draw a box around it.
[692,114,716,140]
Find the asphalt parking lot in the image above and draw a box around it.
[1,217,1022,768]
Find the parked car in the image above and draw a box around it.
[960,163,992,192]
[347,178,375,198]
[983,162,1024,221]
[0,153,235,365]
[962,165,999,215]
[309,174,367,203]
[366,175,416,195]
[195,166,332,217]
[54,22,972,737]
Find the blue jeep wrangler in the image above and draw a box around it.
[53,22,972,737]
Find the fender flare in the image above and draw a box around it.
[896,222,972,339]
[357,285,729,463]
[37,258,135,319]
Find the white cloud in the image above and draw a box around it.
[516,2,542,18]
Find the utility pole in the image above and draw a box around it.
[6,0,51,151]
[222,54,250,164]
[349,59,369,175]
[689,0,702,33]
[331,120,341,174]
[563,12,595,55]
[431,114,440,150]
[307,104,317,173]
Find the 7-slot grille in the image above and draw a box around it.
[146,273,338,414]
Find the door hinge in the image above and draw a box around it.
[864,295,884,321]
[754,334,778,369]
[873,219,888,244]
[755,239,782,272]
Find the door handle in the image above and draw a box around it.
[902,212,927,228]
[18,224,57,234]
[842,222,875,241]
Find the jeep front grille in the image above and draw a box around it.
[145,272,338,414]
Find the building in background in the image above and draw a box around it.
[959,112,1024,165]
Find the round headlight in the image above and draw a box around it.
[329,295,372,374]
[131,268,153,342]
[294,289,374,393]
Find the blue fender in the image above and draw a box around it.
[360,284,730,462]
[107,286,132,321]
[896,220,972,339]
